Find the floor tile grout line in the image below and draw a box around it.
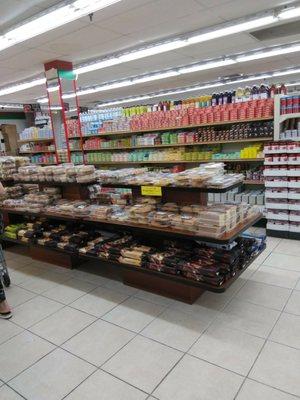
[4,238,300,399]
[3,382,28,399]
[246,377,300,399]
[148,289,233,398]
[59,299,169,400]
[6,346,58,386]
[233,281,296,399]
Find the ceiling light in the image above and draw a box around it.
[285,81,300,86]
[98,95,151,107]
[0,0,121,52]
[118,41,186,63]
[95,68,300,108]
[272,68,300,77]
[37,98,49,104]
[187,15,278,44]
[0,104,23,109]
[237,44,300,62]
[75,13,283,75]
[278,6,300,20]
[0,78,45,96]
[47,85,59,93]
[179,59,236,74]
[133,71,181,84]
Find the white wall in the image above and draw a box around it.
[0,118,26,135]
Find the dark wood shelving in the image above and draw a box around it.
[1,236,266,293]
[88,158,264,165]
[2,208,262,244]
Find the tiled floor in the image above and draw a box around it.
[1,231,300,400]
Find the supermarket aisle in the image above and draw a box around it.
[0,233,299,400]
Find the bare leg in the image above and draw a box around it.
[0,279,11,318]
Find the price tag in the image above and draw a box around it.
[141,186,162,196]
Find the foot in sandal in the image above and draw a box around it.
[0,300,12,319]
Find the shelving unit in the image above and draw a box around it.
[264,141,300,239]
[1,234,265,296]
[87,158,264,165]
[66,116,273,167]
[18,138,55,144]
[1,178,264,303]
[78,116,273,138]
[79,137,271,152]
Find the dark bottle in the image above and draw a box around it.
[218,93,223,105]
[211,93,217,107]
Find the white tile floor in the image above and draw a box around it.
[0,232,300,400]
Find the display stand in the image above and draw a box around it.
[265,93,300,239]
[2,178,263,303]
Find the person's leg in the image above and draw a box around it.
[0,278,11,319]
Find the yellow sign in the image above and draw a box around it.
[141,186,162,196]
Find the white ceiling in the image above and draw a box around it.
[0,0,299,106]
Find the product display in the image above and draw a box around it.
[19,126,53,141]
[19,143,56,153]
[96,163,244,189]
[13,164,97,183]
[129,99,273,132]
[0,156,30,180]
[264,141,300,234]
[82,120,273,150]
[84,143,263,164]
[280,118,300,140]
[2,216,265,287]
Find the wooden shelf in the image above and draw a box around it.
[2,208,262,244]
[72,117,273,139]
[19,150,56,154]
[88,158,264,165]
[18,138,54,144]
[1,232,266,293]
[101,181,243,193]
[80,137,272,152]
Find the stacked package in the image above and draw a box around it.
[0,157,29,180]
[17,219,118,252]
[14,164,97,184]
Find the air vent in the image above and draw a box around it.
[250,21,300,41]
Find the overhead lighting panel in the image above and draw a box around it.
[186,15,278,44]
[237,43,300,62]
[278,6,300,20]
[0,0,122,52]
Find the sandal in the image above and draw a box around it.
[0,311,12,320]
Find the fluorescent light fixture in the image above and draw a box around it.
[98,95,151,107]
[50,106,62,110]
[285,81,300,86]
[187,15,278,44]
[132,71,180,84]
[179,59,236,74]
[118,41,186,63]
[237,44,300,62]
[273,68,300,77]
[95,69,300,108]
[75,13,282,75]
[0,104,23,109]
[37,98,49,104]
[47,85,59,93]
[0,0,122,52]
[0,78,45,96]
[278,6,300,20]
